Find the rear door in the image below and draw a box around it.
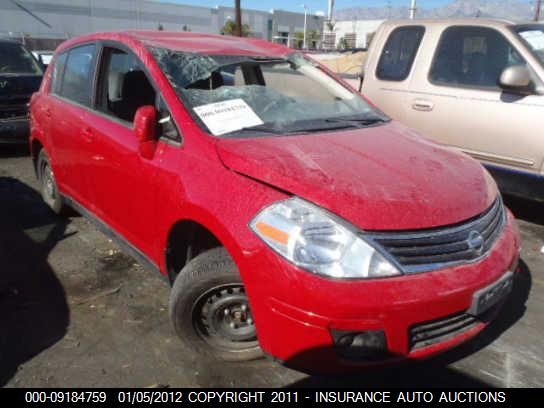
[47,44,98,208]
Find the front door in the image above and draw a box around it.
[84,45,179,258]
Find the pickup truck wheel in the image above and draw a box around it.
[37,149,65,215]
[169,247,263,361]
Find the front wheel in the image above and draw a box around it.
[169,247,263,361]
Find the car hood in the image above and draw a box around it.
[215,122,497,231]
[0,75,42,100]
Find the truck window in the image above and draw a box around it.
[376,26,425,81]
[429,26,525,89]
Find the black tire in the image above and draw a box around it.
[37,149,66,215]
[169,247,263,361]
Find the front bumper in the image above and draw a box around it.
[0,118,29,143]
[242,211,520,372]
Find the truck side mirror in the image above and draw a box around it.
[498,65,533,95]
[134,105,157,160]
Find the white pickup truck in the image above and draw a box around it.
[353,19,544,201]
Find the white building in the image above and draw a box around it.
[0,0,323,50]
[330,19,385,49]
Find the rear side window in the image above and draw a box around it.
[376,26,425,81]
[51,52,67,95]
[57,44,96,106]
[429,26,525,89]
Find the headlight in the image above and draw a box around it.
[250,197,400,279]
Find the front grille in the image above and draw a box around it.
[0,98,30,121]
[367,198,505,273]
[409,312,480,350]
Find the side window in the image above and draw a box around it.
[429,26,525,89]
[51,52,67,95]
[97,47,156,123]
[59,44,96,106]
[376,26,425,81]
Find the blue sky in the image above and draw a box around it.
[162,1,455,14]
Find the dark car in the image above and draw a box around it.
[0,39,43,144]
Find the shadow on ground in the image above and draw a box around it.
[0,177,70,386]
[0,144,30,159]
[285,261,531,388]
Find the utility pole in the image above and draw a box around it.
[302,4,308,50]
[535,0,542,22]
[409,0,417,19]
[235,0,242,36]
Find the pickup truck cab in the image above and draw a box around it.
[30,31,520,372]
[361,19,544,201]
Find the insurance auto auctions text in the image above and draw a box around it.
[176,391,506,403]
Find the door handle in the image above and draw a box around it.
[82,127,94,143]
[412,99,434,112]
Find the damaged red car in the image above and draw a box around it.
[30,31,520,371]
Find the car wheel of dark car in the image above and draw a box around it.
[169,247,263,361]
[38,149,65,215]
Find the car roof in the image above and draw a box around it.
[0,38,22,45]
[57,31,292,57]
[381,18,521,28]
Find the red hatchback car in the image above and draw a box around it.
[30,31,520,370]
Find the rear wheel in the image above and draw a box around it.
[169,247,262,361]
[37,149,65,215]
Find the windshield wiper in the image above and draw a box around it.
[221,124,283,137]
[324,116,388,127]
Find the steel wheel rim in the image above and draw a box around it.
[41,161,57,205]
[192,284,258,351]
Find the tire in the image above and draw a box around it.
[37,149,66,215]
[169,247,263,361]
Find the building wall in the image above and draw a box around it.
[333,19,385,48]
[0,0,322,48]
[271,9,323,47]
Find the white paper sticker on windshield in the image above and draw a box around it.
[519,30,544,50]
[193,99,264,136]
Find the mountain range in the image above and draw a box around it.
[335,0,536,21]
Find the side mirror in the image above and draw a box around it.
[498,65,533,95]
[134,105,157,159]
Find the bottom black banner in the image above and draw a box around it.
[1,388,541,406]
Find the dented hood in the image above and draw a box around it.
[216,122,498,231]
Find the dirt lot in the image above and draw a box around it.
[313,51,367,76]
[1,145,544,388]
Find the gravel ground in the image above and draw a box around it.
[1,145,543,388]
